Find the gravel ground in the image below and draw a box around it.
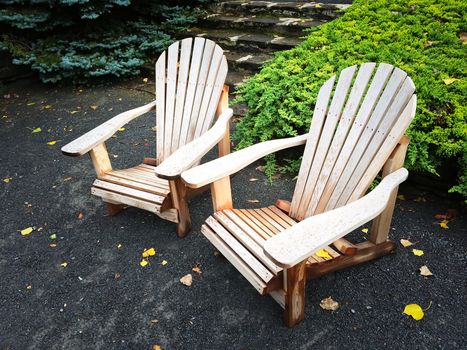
[0,78,465,350]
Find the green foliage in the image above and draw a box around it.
[234,0,467,197]
[0,0,204,82]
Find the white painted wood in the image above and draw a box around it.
[171,38,193,154]
[214,211,282,274]
[263,168,409,268]
[155,51,166,162]
[314,63,394,214]
[181,134,308,188]
[202,224,268,294]
[295,65,357,220]
[163,41,180,157]
[178,37,206,148]
[306,63,376,215]
[61,100,157,156]
[154,108,233,179]
[289,76,335,218]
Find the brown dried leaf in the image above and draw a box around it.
[78,212,84,220]
[419,265,433,277]
[90,105,98,110]
[320,297,339,311]
[114,272,121,280]
[180,274,192,287]
[400,239,413,247]
[192,265,202,274]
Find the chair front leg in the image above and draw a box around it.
[169,178,192,237]
[284,260,307,327]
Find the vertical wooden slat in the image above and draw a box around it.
[163,41,180,158]
[306,63,376,216]
[178,37,206,148]
[89,143,112,176]
[186,40,216,142]
[169,178,191,237]
[289,75,335,219]
[211,177,233,211]
[171,38,193,153]
[155,51,166,162]
[295,65,357,220]
[314,63,394,213]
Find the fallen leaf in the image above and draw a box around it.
[400,239,413,247]
[114,272,121,280]
[90,105,98,110]
[142,247,156,258]
[49,234,57,240]
[161,260,168,266]
[397,194,406,200]
[439,220,449,229]
[443,78,459,85]
[27,102,36,106]
[412,248,424,256]
[26,284,32,289]
[118,127,125,132]
[20,227,34,236]
[403,303,424,320]
[3,177,12,183]
[143,78,149,83]
[140,259,149,267]
[63,176,72,181]
[49,243,57,248]
[256,165,265,173]
[180,274,192,286]
[60,262,68,268]
[150,319,159,324]
[320,296,339,311]
[152,345,162,350]
[37,227,43,232]
[419,265,433,277]
[361,228,369,234]
[247,199,260,203]
[423,40,433,48]
[117,244,122,249]
[316,249,332,260]
[43,104,52,109]
[47,141,57,145]
[249,178,259,182]
[78,212,84,220]
[32,127,42,133]
[70,110,79,115]
[192,265,202,274]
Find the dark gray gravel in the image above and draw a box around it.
[0,78,465,350]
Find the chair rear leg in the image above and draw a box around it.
[169,178,192,238]
[105,202,124,216]
[284,260,307,327]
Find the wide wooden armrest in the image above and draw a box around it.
[154,108,234,179]
[263,168,409,268]
[181,133,308,188]
[61,100,157,156]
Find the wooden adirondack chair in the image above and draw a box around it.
[181,63,417,326]
[61,38,233,237]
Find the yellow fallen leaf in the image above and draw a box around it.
[43,105,52,109]
[63,176,72,181]
[50,234,57,240]
[161,260,168,266]
[140,259,149,267]
[320,296,339,311]
[152,345,162,350]
[439,220,449,229]
[316,249,332,260]
[27,102,36,106]
[412,248,424,256]
[361,228,369,234]
[419,265,433,277]
[20,227,34,236]
[180,274,192,286]
[118,127,125,132]
[400,239,413,247]
[142,247,156,258]
[70,110,79,115]
[443,78,459,85]
[403,303,424,320]
[117,244,122,249]
[60,262,68,268]
[315,4,322,8]
[26,284,32,289]
[90,105,98,110]
[32,127,42,133]
[143,78,149,83]
[47,141,57,145]
[397,194,406,200]
[3,177,12,183]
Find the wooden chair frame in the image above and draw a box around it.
[181,63,416,326]
[62,37,232,237]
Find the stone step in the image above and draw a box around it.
[201,14,324,35]
[225,70,251,90]
[211,1,351,20]
[224,51,273,72]
[185,28,303,52]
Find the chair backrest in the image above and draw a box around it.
[155,37,228,163]
[289,63,416,221]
